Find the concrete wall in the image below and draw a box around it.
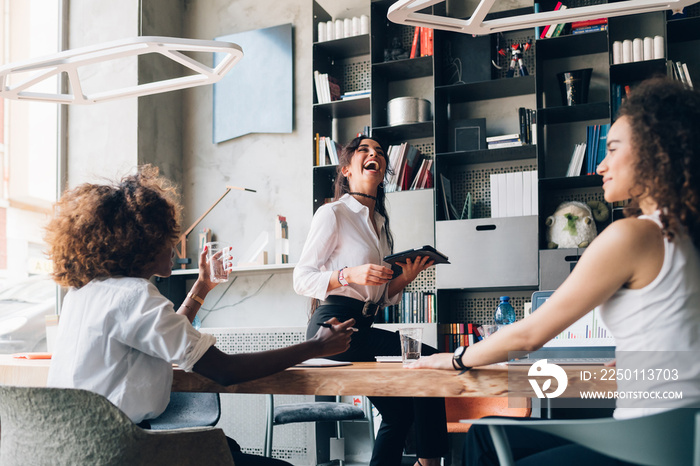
[66,1,139,188]
[180,0,316,327]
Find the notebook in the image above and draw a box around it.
[508,290,616,365]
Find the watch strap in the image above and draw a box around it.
[187,292,205,305]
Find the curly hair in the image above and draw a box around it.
[617,77,700,249]
[333,135,395,253]
[44,165,182,288]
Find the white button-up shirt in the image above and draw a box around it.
[47,277,216,423]
[294,194,400,305]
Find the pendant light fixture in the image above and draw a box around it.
[388,0,699,35]
[0,36,243,105]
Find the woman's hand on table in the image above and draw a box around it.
[311,317,357,357]
[396,256,434,283]
[406,353,455,370]
[345,264,394,286]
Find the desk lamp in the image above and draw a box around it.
[388,0,700,35]
[175,185,256,269]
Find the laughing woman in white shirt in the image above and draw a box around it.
[45,165,355,466]
[294,136,448,466]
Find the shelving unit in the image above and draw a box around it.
[311,0,700,350]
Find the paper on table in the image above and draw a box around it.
[375,356,403,363]
[12,352,52,359]
[295,358,352,367]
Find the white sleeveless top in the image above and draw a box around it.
[598,212,700,419]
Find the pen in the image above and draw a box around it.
[317,322,359,332]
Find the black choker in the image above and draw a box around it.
[348,192,378,202]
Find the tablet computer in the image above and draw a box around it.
[383,245,450,276]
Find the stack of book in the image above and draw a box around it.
[670,61,694,88]
[571,18,608,35]
[314,135,341,166]
[385,143,433,192]
[585,123,610,175]
[565,123,610,177]
[487,133,524,149]
[409,26,433,59]
[540,2,568,39]
[489,170,538,217]
[379,292,437,324]
[439,323,481,352]
[341,89,370,100]
[313,70,341,104]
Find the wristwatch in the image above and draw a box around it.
[453,346,470,371]
[338,267,349,286]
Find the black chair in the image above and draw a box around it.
[264,394,375,465]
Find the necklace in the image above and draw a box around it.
[348,192,378,202]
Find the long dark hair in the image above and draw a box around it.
[333,135,395,252]
[309,136,396,317]
[618,77,700,249]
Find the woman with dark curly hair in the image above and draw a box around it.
[294,136,448,466]
[411,77,700,465]
[45,165,356,466]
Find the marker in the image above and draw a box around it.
[317,322,359,332]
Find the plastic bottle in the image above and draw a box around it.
[494,296,516,326]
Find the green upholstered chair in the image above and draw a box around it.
[0,385,235,466]
[465,407,700,466]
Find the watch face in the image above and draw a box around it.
[454,346,466,358]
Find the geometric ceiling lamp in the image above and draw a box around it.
[388,0,700,35]
[0,36,243,104]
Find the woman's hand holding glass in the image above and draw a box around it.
[198,244,232,291]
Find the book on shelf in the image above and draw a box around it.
[378,291,436,324]
[490,170,538,218]
[682,63,694,88]
[409,26,420,59]
[486,133,521,143]
[341,89,370,100]
[385,143,431,192]
[488,140,525,149]
[550,14,569,38]
[440,174,460,220]
[566,142,587,177]
[459,192,473,220]
[570,18,608,29]
[540,1,563,39]
[571,24,608,34]
[315,136,341,166]
[313,70,341,104]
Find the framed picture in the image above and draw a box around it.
[448,118,487,152]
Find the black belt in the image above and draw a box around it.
[322,295,382,317]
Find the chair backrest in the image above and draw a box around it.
[445,397,531,433]
[522,408,700,466]
[0,385,235,466]
[469,407,700,466]
[149,392,221,430]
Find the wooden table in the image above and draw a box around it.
[0,355,616,398]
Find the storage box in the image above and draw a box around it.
[435,216,538,289]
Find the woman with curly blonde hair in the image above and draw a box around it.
[45,165,355,466]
